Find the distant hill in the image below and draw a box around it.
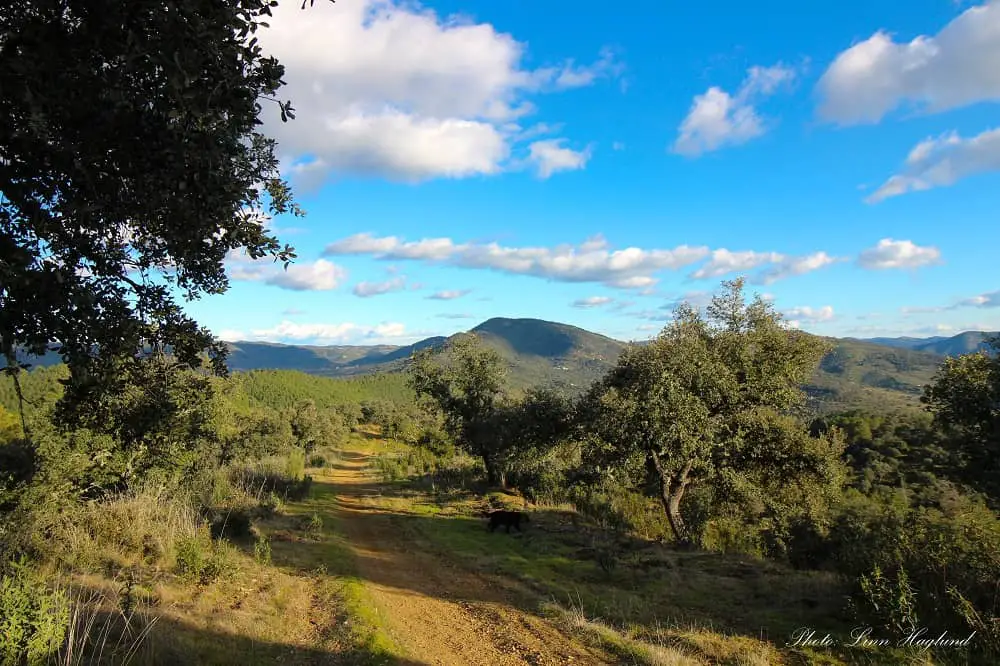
[855,336,948,350]
[911,331,997,356]
[857,332,997,356]
[221,318,965,412]
[11,320,997,415]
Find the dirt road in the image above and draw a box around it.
[328,450,611,666]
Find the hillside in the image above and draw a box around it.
[222,318,957,412]
[10,318,982,414]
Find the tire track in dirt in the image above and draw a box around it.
[328,450,610,666]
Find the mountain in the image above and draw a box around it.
[221,318,959,412]
[911,331,997,356]
[855,336,949,350]
[11,320,994,415]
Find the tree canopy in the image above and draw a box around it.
[579,278,839,543]
[921,337,1000,504]
[1,0,308,416]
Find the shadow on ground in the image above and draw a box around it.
[57,602,431,666]
[257,450,852,646]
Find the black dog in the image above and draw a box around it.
[484,509,530,533]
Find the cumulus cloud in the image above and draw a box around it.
[227,252,348,291]
[324,232,709,290]
[527,139,593,178]
[572,296,614,308]
[217,320,417,345]
[857,238,942,270]
[817,1,1000,125]
[749,252,841,285]
[782,305,836,324]
[352,276,408,297]
[689,249,784,280]
[427,289,472,300]
[257,0,619,184]
[673,64,796,156]
[867,127,1000,202]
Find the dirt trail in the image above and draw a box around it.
[327,450,610,666]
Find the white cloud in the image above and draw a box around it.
[527,139,592,178]
[258,0,618,183]
[857,238,942,270]
[901,290,1000,314]
[352,276,408,297]
[689,249,784,280]
[217,329,247,342]
[782,305,836,323]
[243,320,416,345]
[227,252,348,291]
[750,252,841,285]
[867,127,1000,202]
[612,141,626,151]
[324,232,709,290]
[817,1,1000,125]
[427,289,472,300]
[959,290,1000,307]
[572,296,614,308]
[673,64,796,156]
[282,307,306,316]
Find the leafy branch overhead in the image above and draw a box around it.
[0,0,326,415]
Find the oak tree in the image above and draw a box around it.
[1,0,318,420]
[580,278,837,544]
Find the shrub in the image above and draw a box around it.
[828,492,1000,658]
[0,559,70,666]
[175,528,239,584]
[285,447,306,482]
[300,513,323,541]
[253,535,272,566]
[209,509,254,541]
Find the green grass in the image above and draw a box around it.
[354,457,966,666]
[261,474,407,665]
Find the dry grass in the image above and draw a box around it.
[43,486,202,572]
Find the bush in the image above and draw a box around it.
[253,535,271,566]
[209,509,254,541]
[570,483,672,540]
[0,559,70,666]
[285,447,306,482]
[175,528,240,584]
[827,492,1000,658]
[299,513,323,540]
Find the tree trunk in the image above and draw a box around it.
[484,455,507,489]
[650,454,694,547]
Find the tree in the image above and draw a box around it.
[921,338,1000,504]
[579,278,836,545]
[408,334,513,486]
[1,0,315,419]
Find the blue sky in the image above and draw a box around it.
[191,0,1000,346]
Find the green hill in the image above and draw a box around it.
[10,318,985,415]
